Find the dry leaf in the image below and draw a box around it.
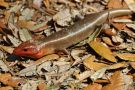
[0,45,14,54]
[91,67,107,81]
[124,0,135,12]
[7,35,22,47]
[102,37,114,46]
[17,20,35,30]
[76,71,93,81]
[0,21,7,29]
[0,60,9,71]
[83,83,102,90]
[38,81,46,90]
[111,23,126,30]
[30,22,48,32]
[19,65,37,76]
[43,0,50,8]
[116,53,135,61]
[33,0,43,8]
[89,41,117,62]
[22,80,39,90]
[0,0,9,8]
[83,56,109,71]
[53,9,72,26]
[94,79,110,84]
[103,29,117,36]
[19,29,32,42]
[71,49,85,66]
[107,0,127,9]
[108,62,127,70]
[130,62,135,69]
[0,73,22,87]
[0,86,13,90]
[102,71,124,90]
[23,54,59,67]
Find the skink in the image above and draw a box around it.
[13,8,133,58]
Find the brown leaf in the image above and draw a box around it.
[0,86,13,90]
[107,0,128,9]
[108,62,127,70]
[102,71,125,90]
[89,41,117,62]
[43,0,50,9]
[0,73,23,87]
[116,53,135,61]
[130,62,135,69]
[17,20,35,30]
[38,81,46,90]
[103,29,117,36]
[83,56,109,71]
[83,83,102,90]
[0,21,6,29]
[0,0,9,8]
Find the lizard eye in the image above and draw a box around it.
[23,49,28,52]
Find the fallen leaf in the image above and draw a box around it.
[91,67,107,81]
[126,23,135,31]
[19,29,32,42]
[116,53,135,61]
[22,80,39,90]
[89,40,117,62]
[0,0,9,8]
[7,35,22,47]
[38,81,46,90]
[0,21,6,29]
[124,0,135,12]
[9,4,22,13]
[53,9,72,26]
[30,22,48,32]
[107,0,127,9]
[130,62,135,69]
[23,54,59,67]
[94,79,110,84]
[111,23,126,30]
[71,49,85,66]
[32,0,43,9]
[43,0,50,9]
[20,8,34,20]
[83,56,109,71]
[0,45,14,54]
[83,83,102,90]
[76,71,93,81]
[102,37,114,46]
[103,29,117,36]
[108,62,127,70]
[0,86,13,90]
[19,65,37,76]
[17,20,35,30]
[0,60,9,71]
[0,73,22,87]
[102,71,132,90]
[112,35,123,44]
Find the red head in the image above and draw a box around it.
[13,41,45,58]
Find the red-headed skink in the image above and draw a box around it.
[13,8,133,58]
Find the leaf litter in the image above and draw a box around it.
[0,0,134,90]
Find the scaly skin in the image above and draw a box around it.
[13,8,133,58]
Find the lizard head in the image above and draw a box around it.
[13,40,45,59]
